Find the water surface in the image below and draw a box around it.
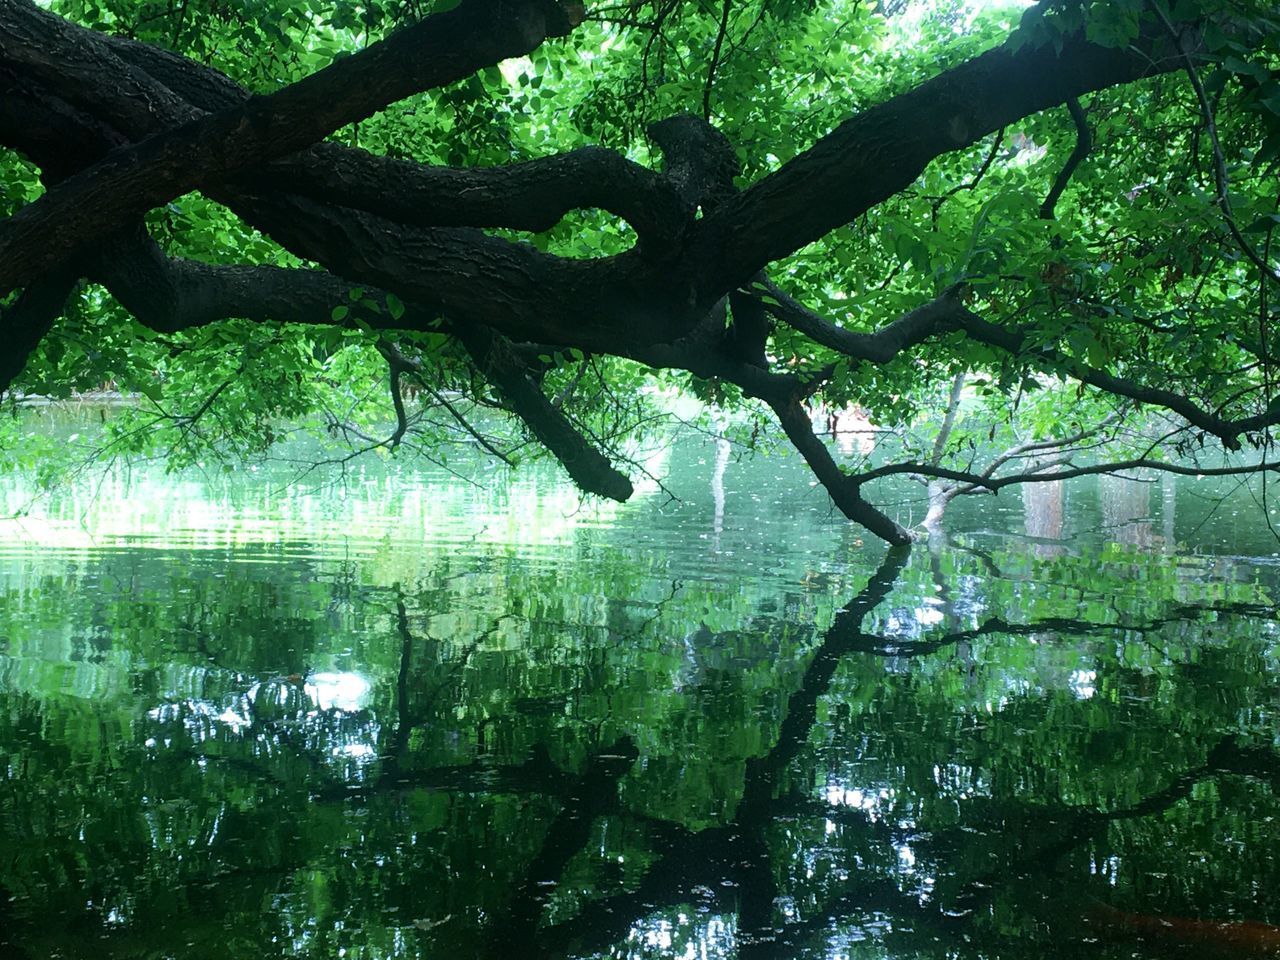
[1,431,1278,959]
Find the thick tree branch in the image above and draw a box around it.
[215,189,681,350]
[86,227,440,335]
[0,0,582,294]
[98,30,687,246]
[770,399,914,544]
[272,144,686,246]
[0,268,78,394]
[450,323,635,502]
[692,16,1185,295]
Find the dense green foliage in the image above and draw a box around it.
[1,0,1279,539]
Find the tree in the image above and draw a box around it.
[1,0,1278,544]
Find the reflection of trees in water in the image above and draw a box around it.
[524,555,1280,959]
[1022,478,1065,557]
[711,433,730,550]
[1099,473,1158,547]
[1025,472,1181,554]
[2,544,1278,960]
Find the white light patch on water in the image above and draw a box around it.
[333,742,376,759]
[897,843,916,870]
[624,914,736,959]
[824,783,893,820]
[915,604,944,627]
[217,705,252,732]
[307,672,371,712]
[1069,669,1097,699]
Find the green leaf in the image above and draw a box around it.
[385,293,406,321]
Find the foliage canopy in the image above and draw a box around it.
[1,0,1279,541]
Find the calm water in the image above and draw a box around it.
[1,427,1278,959]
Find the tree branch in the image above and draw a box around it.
[767,278,1279,449]
[0,0,582,294]
[691,13,1185,294]
[760,280,969,363]
[450,323,635,502]
[271,144,686,247]
[0,268,78,395]
[855,454,1280,490]
[1039,97,1090,220]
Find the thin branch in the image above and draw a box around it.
[759,279,970,364]
[855,454,1280,490]
[379,346,410,450]
[1146,0,1280,285]
[701,0,732,120]
[1040,97,1091,219]
[931,128,1004,222]
[423,384,515,465]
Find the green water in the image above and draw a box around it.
[1,427,1278,959]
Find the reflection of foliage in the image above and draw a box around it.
[0,491,1276,958]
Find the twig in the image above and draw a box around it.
[701,0,732,120]
[1039,97,1090,220]
[1146,0,1280,285]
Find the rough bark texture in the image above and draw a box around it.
[0,0,580,292]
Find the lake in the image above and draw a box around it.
[1,425,1278,958]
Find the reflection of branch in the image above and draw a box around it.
[864,599,1277,657]
[486,738,639,957]
[955,735,1280,913]
[541,573,1275,956]
[539,547,910,956]
[389,596,415,769]
[774,739,1276,953]
[314,749,569,803]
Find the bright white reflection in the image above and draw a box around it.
[333,742,376,759]
[306,671,371,712]
[824,783,891,817]
[914,605,944,627]
[623,913,736,959]
[897,843,916,870]
[216,705,251,732]
[1069,668,1097,700]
